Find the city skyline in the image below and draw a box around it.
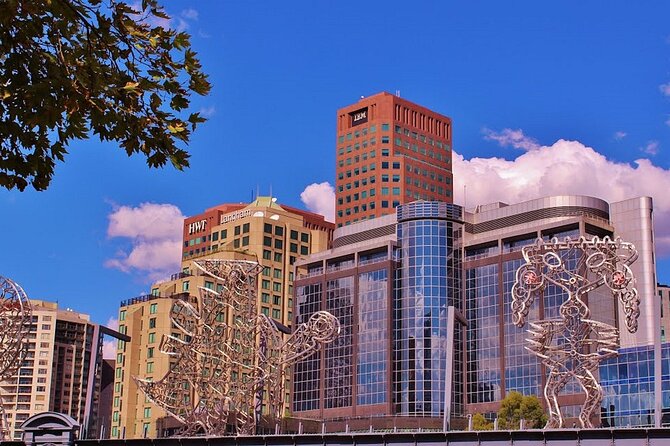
[1,1,670,339]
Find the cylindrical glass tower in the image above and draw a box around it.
[394,201,463,416]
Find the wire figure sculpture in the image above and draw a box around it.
[134,259,340,436]
[0,276,33,441]
[511,236,639,429]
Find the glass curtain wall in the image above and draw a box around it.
[394,202,463,416]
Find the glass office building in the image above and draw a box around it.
[293,195,660,429]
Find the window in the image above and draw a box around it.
[381,174,389,182]
[148,332,156,343]
[393,187,400,195]
[382,200,389,208]
[273,295,281,305]
[393,174,400,182]
[263,250,272,260]
[147,347,154,359]
[212,231,219,241]
[149,318,156,329]
[393,162,400,169]
[261,307,269,316]
[233,239,240,248]
[272,309,281,319]
[262,280,270,290]
[273,268,282,279]
[261,293,270,303]
[263,266,270,276]
[300,245,309,255]
[182,281,189,292]
[144,407,151,418]
[119,310,126,321]
[263,236,272,247]
[381,148,389,156]
[290,230,298,240]
[381,187,389,195]
[381,136,390,144]
[242,236,249,246]
[274,239,283,249]
[242,222,250,233]
[234,225,241,236]
[290,243,298,253]
[275,226,283,237]
[264,223,272,233]
[146,362,154,373]
[381,123,389,131]
[273,282,282,292]
[274,252,282,262]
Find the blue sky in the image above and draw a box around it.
[1,1,670,334]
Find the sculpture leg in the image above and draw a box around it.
[544,369,562,428]
[544,368,572,429]
[578,369,602,428]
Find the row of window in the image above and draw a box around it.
[338,154,402,169]
[263,224,310,242]
[338,187,402,206]
[337,124,387,144]
[394,125,449,149]
[337,201,400,218]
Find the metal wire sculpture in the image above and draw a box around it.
[0,276,33,440]
[134,259,340,436]
[511,236,639,428]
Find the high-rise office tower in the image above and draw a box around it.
[0,300,122,440]
[335,92,453,228]
[112,197,334,439]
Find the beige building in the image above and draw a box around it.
[0,300,113,440]
[112,197,333,438]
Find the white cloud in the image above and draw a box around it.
[660,83,670,97]
[105,202,184,280]
[102,317,119,360]
[199,106,216,117]
[130,3,197,32]
[181,8,199,20]
[483,128,540,151]
[300,182,335,222]
[454,137,670,256]
[614,131,627,140]
[640,140,659,156]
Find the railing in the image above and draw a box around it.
[359,255,389,266]
[120,292,191,307]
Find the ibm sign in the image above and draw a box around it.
[350,107,368,126]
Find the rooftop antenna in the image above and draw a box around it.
[395,90,401,97]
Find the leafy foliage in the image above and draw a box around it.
[0,0,211,190]
[472,413,493,431]
[497,391,547,429]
